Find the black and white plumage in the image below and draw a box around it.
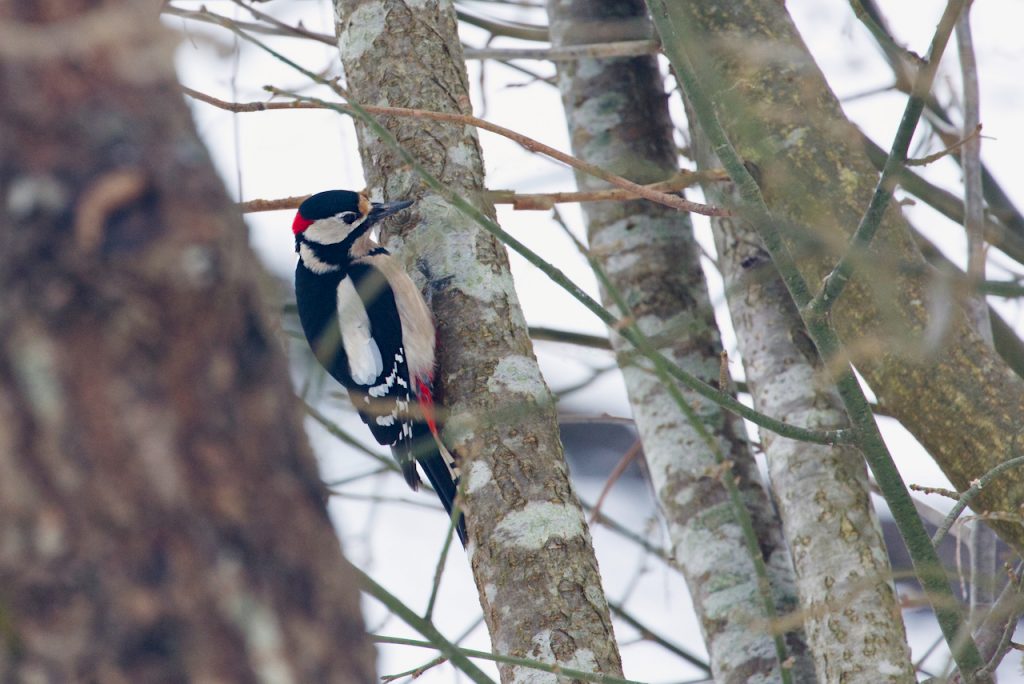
[292,190,465,544]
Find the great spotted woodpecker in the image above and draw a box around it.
[292,190,465,544]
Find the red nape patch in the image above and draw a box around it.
[292,213,314,235]
[416,379,440,437]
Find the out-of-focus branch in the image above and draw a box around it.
[369,634,648,684]
[463,39,658,61]
[809,0,966,314]
[356,571,495,684]
[164,3,335,44]
[955,2,998,620]
[932,455,1024,547]
[860,133,1024,265]
[905,124,981,167]
[606,601,710,673]
[529,326,612,350]
[956,8,991,339]
[455,7,549,41]
[855,0,1024,251]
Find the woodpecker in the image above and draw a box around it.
[291,189,465,545]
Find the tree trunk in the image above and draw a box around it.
[334,0,624,680]
[690,116,915,682]
[647,0,1024,554]
[545,0,815,681]
[0,2,374,681]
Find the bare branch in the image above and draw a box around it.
[181,85,732,217]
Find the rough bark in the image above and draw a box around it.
[691,122,915,682]
[649,0,1024,553]
[334,0,623,681]
[544,0,815,682]
[0,2,374,681]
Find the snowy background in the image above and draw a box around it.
[170,1,1024,681]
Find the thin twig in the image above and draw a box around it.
[370,634,648,684]
[424,497,462,621]
[955,7,992,339]
[861,132,1024,265]
[489,169,727,209]
[587,440,643,525]
[607,600,710,672]
[956,2,998,622]
[529,326,612,350]
[381,616,486,682]
[455,7,548,41]
[932,455,1024,547]
[848,0,926,72]
[230,0,335,45]
[356,570,496,684]
[905,123,982,166]
[164,3,334,44]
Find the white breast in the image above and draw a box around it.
[337,276,384,385]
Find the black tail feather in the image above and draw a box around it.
[398,422,466,546]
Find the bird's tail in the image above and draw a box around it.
[402,378,466,545]
[409,420,466,546]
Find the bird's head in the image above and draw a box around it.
[292,190,413,272]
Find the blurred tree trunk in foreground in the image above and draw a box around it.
[0,2,374,681]
[545,0,816,681]
[335,0,624,680]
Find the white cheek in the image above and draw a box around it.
[304,216,365,245]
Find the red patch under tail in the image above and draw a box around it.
[416,378,441,438]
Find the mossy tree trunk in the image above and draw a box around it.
[647,0,1024,554]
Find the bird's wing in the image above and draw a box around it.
[346,261,421,488]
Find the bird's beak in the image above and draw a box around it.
[366,199,414,224]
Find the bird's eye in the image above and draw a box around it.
[338,211,359,224]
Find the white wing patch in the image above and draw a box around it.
[337,277,384,385]
[369,350,410,398]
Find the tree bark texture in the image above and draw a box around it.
[691,123,915,682]
[545,0,816,682]
[334,0,624,680]
[0,2,375,682]
[650,0,1024,553]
